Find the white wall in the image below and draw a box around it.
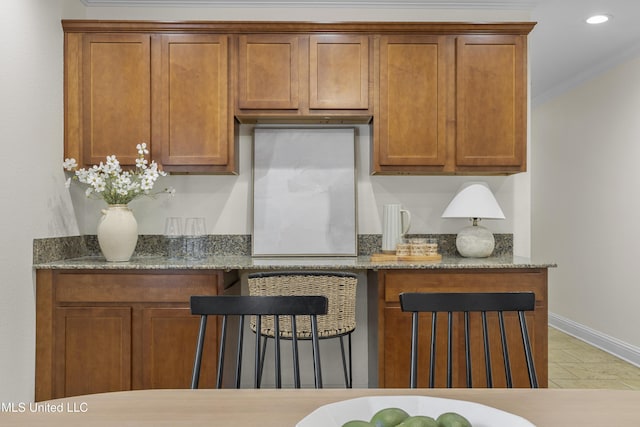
[0,0,531,401]
[0,0,85,403]
[532,52,640,354]
[83,4,529,22]
[70,124,525,245]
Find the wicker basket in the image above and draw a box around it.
[248,272,357,339]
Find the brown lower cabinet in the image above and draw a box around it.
[36,266,548,398]
[35,269,238,401]
[370,269,548,388]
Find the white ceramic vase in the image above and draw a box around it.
[97,204,138,262]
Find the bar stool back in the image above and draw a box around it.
[400,291,538,388]
[190,295,328,389]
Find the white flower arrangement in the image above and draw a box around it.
[63,143,175,205]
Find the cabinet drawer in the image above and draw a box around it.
[383,269,546,303]
[54,271,220,303]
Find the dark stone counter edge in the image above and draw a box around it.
[33,254,556,271]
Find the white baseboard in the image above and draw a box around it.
[548,312,640,368]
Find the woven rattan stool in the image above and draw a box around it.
[247,271,357,388]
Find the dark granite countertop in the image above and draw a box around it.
[33,254,555,270]
[32,234,555,270]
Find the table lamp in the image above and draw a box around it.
[441,182,505,258]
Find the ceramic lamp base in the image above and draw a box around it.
[455,224,495,258]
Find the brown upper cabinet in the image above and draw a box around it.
[309,35,370,110]
[70,33,152,168]
[237,34,300,110]
[155,34,235,173]
[373,32,529,175]
[64,27,236,173]
[62,21,534,175]
[374,35,454,174]
[236,34,372,120]
[455,35,527,174]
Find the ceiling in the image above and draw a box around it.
[529,0,640,104]
[80,0,640,104]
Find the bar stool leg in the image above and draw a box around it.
[339,334,353,388]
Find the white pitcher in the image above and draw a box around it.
[381,204,411,253]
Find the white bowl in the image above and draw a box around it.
[296,395,535,427]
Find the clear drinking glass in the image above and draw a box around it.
[184,217,207,259]
[164,217,183,259]
[164,217,183,236]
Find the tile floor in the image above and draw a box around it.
[548,326,640,389]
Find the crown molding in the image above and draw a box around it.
[80,0,536,9]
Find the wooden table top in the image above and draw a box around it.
[2,388,639,426]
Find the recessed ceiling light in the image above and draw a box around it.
[586,14,611,24]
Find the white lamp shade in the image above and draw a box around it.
[441,182,505,220]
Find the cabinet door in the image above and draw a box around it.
[37,270,226,400]
[309,35,369,110]
[54,307,132,398]
[456,35,527,172]
[81,34,151,167]
[141,307,218,389]
[375,36,453,173]
[156,34,233,172]
[238,34,300,109]
[378,269,547,388]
